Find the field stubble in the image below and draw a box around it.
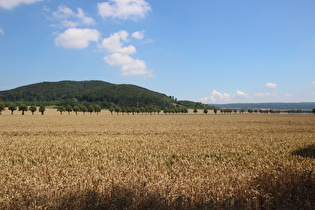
[0,110,314,209]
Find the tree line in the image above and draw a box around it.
[1,101,315,115]
[0,102,189,115]
[0,102,46,115]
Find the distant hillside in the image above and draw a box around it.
[0,80,212,109]
[211,102,315,110]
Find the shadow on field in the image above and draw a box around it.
[52,169,315,210]
[291,144,315,158]
[249,168,315,210]
[7,171,315,209]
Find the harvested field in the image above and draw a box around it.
[0,110,314,209]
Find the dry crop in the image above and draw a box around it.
[0,109,314,209]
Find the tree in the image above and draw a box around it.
[73,106,80,115]
[248,109,253,113]
[94,105,101,115]
[9,104,17,115]
[156,107,161,115]
[233,109,237,114]
[29,105,37,115]
[88,105,94,115]
[39,105,45,115]
[121,107,126,115]
[194,108,198,114]
[140,107,145,115]
[80,105,87,115]
[65,105,73,115]
[203,108,208,114]
[0,102,5,115]
[57,106,65,115]
[109,106,114,115]
[312,108,315,114]
[19,104,28,115]
[214,108,218,114]
[115,106,121,115]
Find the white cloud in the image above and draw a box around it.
[0,28,4,35]
[312,81,315,87]
[53,5,74,19]
[132,31,144,39]
[104,53,155,77]
[200,90,248,103]
[254,92,276,97]
[0,0,41,10]
[265,82,278,88]
[52,6,95,28]
[236,90,248,97]
[76,8,95,26]
[55,28,100,49]
[98,0,151,20]
[100,30,136,54]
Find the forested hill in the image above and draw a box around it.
[0,80,214,109]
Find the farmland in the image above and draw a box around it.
[0,109,314,209]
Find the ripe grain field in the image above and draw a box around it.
[0,110,314,209]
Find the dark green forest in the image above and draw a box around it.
[0,80,214,109]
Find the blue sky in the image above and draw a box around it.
[0,0,315,104]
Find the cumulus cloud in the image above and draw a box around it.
[265,82,278,88]
[132,31,144,39]
[0,0,41,10]
[101,30,154,77]
[0,28,4,35]
[200,90,248,103]
[100,30,136,54]
[98,0,151,20]
[52,6,95,28]
[55,28,100,49]
[104,53,155,77]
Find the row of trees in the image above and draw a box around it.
[56,104,101,115]
[108,106,189,115]
[1,101,315,115]
[0,102,45,115]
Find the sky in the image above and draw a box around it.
[0,0,315,104]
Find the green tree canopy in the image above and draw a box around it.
[114,106,122,115]
[39,105,45,115]
[94,105,101,115]
[79,105,87,114]
[0,102,5,115]
[87,105,94,114]
[73,106,80,115]
[109,106,114,115]
[8,104,17,115]
[29,105,37,115]
[19,104,28,115]
[57,106,65,115]
[65,105,73,115]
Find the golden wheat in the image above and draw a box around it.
[0,109,314,209]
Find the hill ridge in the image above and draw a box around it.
[0,80,214,109]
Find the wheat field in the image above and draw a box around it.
[0,109,314,209]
